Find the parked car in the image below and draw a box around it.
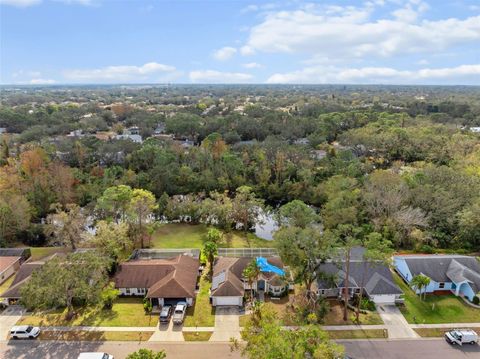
[445,329,478,345]
[10,326,40,339]
[77,353,114,359]
[172,301,187,325]
[159,305,173,324]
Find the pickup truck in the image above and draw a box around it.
[172,302,187,325]
[445,329,478,345]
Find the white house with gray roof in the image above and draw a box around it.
[394,254,480,302]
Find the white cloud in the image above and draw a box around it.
[243,4,480,60]
[63,62,176,82]
[30,78,56,84]
[0,0,41,7]
[240,45,255,56]
[242,62,263,69]
[266,64,480,84]
[213,47,237,61]
[189,70,253,83]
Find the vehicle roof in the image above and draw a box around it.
[452,329,478,334]
[77,353,108,359]
[11,326,32,331]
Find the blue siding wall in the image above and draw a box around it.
[394,258,413,282]
[458,282,476,301]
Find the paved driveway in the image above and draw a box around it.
[210,306,240,342]
[0,306,24,340]
[377,304,419,339]
[148,320,184,342]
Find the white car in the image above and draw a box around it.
[445,329,478,345]
[10,325,40,339]
[77,353,114,359]
[172,301,187,325]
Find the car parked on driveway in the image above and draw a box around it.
[445,329,478,345]
[77,353,114,359]
[172,301,187,325]
[10,325,40,339]
[159,305,173,324]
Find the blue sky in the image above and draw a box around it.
[1,0,479,85]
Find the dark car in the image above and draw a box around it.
[159,305,173,324]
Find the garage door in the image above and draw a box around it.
[372,294,396,304]
[213,296,242,306]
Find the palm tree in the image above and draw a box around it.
[202,241,217,276]
[243,259,261,305]
[411,274,431,300]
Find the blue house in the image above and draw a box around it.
[394,255,480,302]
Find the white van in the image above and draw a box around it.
[77,353,114,359]
[445,329,478,345]
[10,326,40,339]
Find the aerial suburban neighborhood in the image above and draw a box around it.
[2,0,480,358]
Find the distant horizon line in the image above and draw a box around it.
[1,83,480,88]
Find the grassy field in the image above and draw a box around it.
[18,298,157,327]
[393,272,480,324]
[182,331,213,341]
[327,329,387,339]
[29,247,70,261]
[38,330,153,341]
[151,223,274,249]
[184,275,215,327]
[414,327,480,337]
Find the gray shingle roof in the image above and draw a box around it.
[399,255,480,289]
[317,260,402,296]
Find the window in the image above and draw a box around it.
[439,283,445,289]
[126,288,130,294]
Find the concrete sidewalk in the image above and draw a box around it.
[40,326,156,332]
[411,323,480,328]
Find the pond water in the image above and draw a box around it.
[254,210,278,241]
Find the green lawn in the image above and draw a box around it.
[323,300,384,325]
[151,223,274,249]
[39,330,153,341]
[327,329,387,339]
[18,298,157,327]
[183,275,215,327]
[182,331,213,341]
[29,247,70,261]
[414,327,480,338]
[393,272,480,324]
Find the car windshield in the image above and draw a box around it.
[26,326,33,333]
[102,354,109,359]
[452,332,461,340]
[175,308,183,314]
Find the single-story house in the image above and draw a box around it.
[0,257,22,285]
[1,260,46,304]
[316,248,403,305]
[394,254,480,302]
[210,256,289,307]
[114,254,200,308]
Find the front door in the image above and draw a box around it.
[257,280,266,291]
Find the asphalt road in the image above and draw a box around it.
[1,339,480,359]
[0,341,242,359]
[342,338,480,358]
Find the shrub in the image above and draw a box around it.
[418,245,435,254]
[360,298,376,311]
[472,296,480,305]
[143,298,153,314]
